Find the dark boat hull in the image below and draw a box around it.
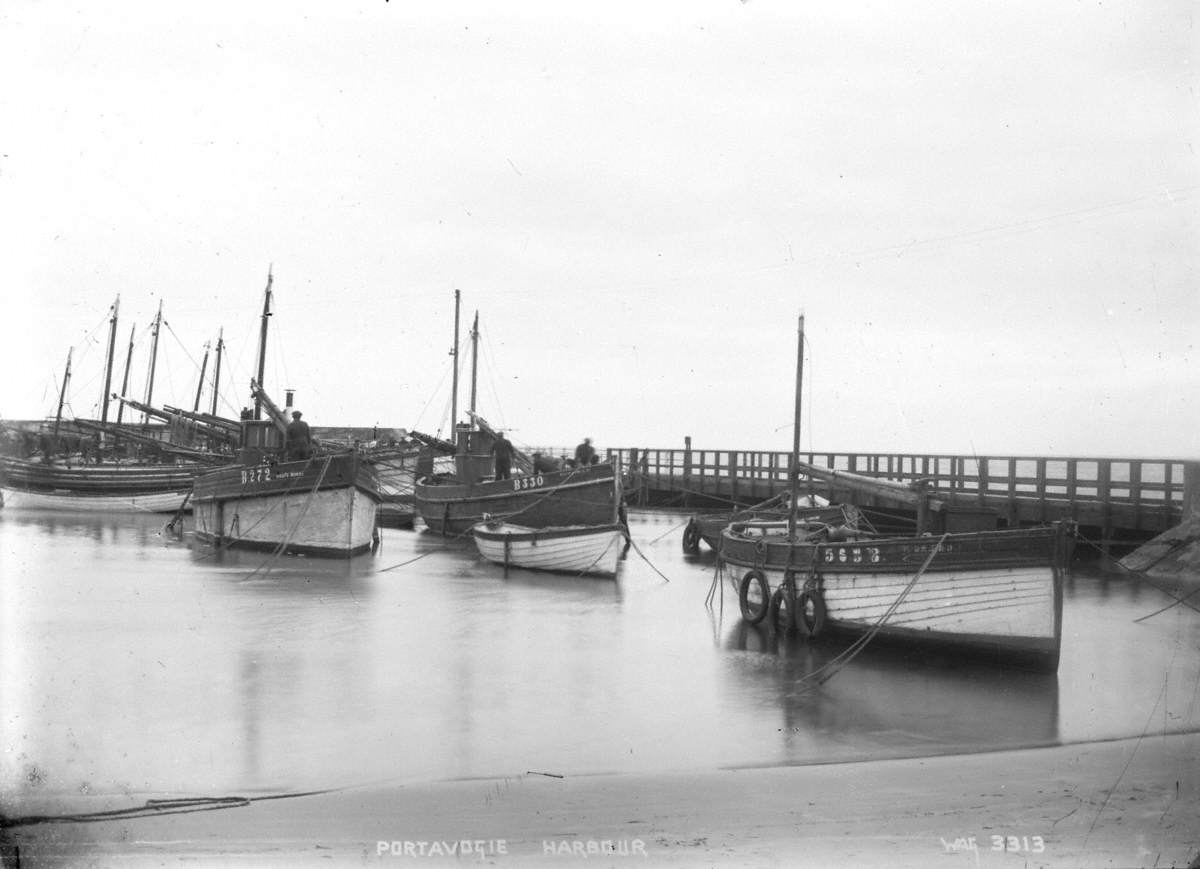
[0,455,212,512]
[414,463,619,537]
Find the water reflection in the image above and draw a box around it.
[0,509,170,547]
[721,618,1060,761]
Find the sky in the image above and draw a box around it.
[2,1,1196,459]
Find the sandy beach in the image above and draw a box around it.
[5,730,1198,868]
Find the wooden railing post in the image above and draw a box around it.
[682,437,693,507]
[1007,458,1018,526]
[1130,462,1142,528]
[1036,458,1047,522]
[1098,460,1112,555]
[1183,461,1200,522]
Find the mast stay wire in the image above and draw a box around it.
[478,323,510,436]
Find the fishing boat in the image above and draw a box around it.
[412,293,623,537]
[0,455,202,512]
[0,296,234,513]
[471,521,629,578]
[191,407,382,558]
[415,419,622,537]
[718,315,1072,672]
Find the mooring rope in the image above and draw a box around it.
[241,455,334,581]
[792,533,949,691]
[648,518,691,545]
[1073,530,1200,620]
[624,532,671,583]
[704,556,723,606]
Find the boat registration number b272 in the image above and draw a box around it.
[241,466,272,485]
[512,475,546,491]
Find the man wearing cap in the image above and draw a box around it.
[574,437,596,467]
[285,410,313,461]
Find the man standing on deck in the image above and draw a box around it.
[491,431,515,480]
[574,437,596,467]
[285,410,313,461]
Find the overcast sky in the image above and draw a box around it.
[2,1,1196,458]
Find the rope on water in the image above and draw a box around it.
[0,785,344,829]
[1073,530,1200,620]
[624,533,671,583]
[649,517,691,545]
[704,556,722,607]
[376,539,467,573]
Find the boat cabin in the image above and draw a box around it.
[238,419,284,465]
[454,423,499,484]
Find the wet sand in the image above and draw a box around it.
[8,731,1199,868]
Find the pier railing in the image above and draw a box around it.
[603,447,1193,537]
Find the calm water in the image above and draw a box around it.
[2,508,1198,807]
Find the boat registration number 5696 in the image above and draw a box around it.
[241,467,271,485]
[513,475,545,491]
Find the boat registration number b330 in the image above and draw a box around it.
[512,475,546,491]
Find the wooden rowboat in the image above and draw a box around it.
[718,315,1072,672]
[721,519,1071,672]
[681,491,851,554]
[472,521,628,578]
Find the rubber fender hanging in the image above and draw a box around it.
[798,588,827,637]
[682,519,702,554]
[738,569,771,625]
[769,586,796,632]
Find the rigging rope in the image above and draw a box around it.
[790,532,950,691]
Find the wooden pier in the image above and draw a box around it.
[610,443,1197,551]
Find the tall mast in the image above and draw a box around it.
[469,310,480,422]
[210,327,224,417]
[193,341,210,413]
[115,323,135,425]
[787,314,805,540]
[142,300,164,423]
[100,296,120,424]
[53,347,73,446]
[253,268,273,420]
[449,289,461,431]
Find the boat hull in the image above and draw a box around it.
[472,522,627,577]
[192,454,381,557]
[415,463,619,537]
[0,456,210,513]
[720,524,1069,671]
[0,486,192,513]
[367,448,454,529]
